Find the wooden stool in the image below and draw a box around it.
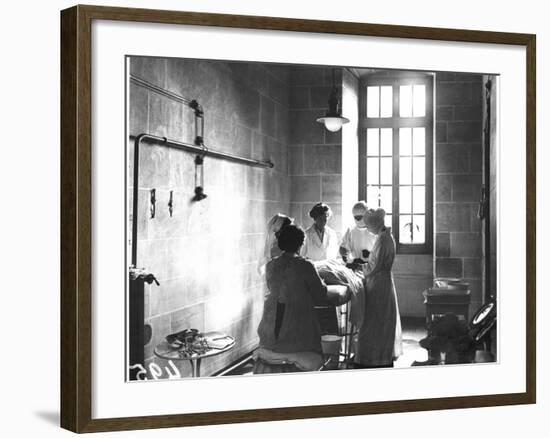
[253,358,303,374]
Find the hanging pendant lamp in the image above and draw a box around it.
[316,68,349,132]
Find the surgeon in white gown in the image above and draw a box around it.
[339,201,377,329]
[339,201,377,269]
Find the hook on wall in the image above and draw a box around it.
[150,188,156,219]
[477,185,487,220]
[168,190,174,217]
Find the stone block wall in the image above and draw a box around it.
[341,69,360,232]
[393,254,434,317]
[128,57,291,378]
[128,61,486,377]
[288,66,344,236]
[434,72,484,313]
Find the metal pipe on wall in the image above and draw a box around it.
[130,133,274,267]
[130,74,193,106]
[129,74,274,267]
[130,134,274,169]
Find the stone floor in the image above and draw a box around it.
[221,317,429,376]
[394,317,430,368]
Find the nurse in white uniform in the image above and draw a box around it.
[301,203,339,262]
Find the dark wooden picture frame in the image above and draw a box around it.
[60,4,536,433]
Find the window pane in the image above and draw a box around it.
[413,186,425,213]
[380,157,392,185]
[367,128,379,156]
[399,186,412,214]
[380,128,393,155]
[413,84,426,117]
[399,128,412,155]
[400,156,412,184]
[380,86,393,117]
[384,214,392,228]
[367,158,379,184]
[412,215,425,243]
[412,127,425,156]
[367,185,380,208]
[367,86,379,118]
[379,186,393,214]
[399,85,412,117]
[399,215,413,244]
[413,157,425,184]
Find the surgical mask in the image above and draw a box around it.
[353,212,367,228]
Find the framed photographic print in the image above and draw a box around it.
[60,4,536,433]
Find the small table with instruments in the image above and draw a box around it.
[154,331,235,377]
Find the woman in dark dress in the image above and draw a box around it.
[254,225,328,373]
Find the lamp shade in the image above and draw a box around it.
[316,115,350,132]
[316,76,349,132]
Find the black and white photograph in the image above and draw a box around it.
[127,56,498,381]
[2,0,546,435]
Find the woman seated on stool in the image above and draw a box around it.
[254,225,328,374]
[354,208,403,369]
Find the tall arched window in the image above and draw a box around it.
[360,72,434,254]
